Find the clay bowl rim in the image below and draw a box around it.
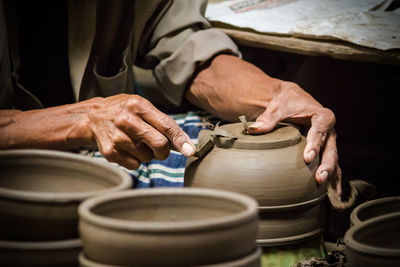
[0,149,132,203]
[78,247,262,267]
[344,211,400,258]
[79,188,258,233]
[0,238,82,250]
[350,196,400,226]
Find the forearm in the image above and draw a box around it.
[0,100,95,150]
[186,54,282,121]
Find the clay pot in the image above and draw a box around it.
[257,197,326,246]
[0,238,81,267]
[0,149,132,241]
[78,188,258,266]
[344,212,400,267]
[185,123,326,245]
[350,196,400,226]
[79,248,262,267]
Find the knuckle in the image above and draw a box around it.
[102,146,118,162]
[322,108,336,125]
[152,136,169,150]
[159,116,177,132]
[126,95,150,114]
[268,105,283,120]
[114,112,130,127]
[112,133,128,147]
[280,81,297,90]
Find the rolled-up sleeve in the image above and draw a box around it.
[134,0,240,108]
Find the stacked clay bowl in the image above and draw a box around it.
[344,211,400,267]
[350,196,400,226]
[185,123,327,246]
[344,196,400,267]
[78,188,260,267]
[0,149,132,266]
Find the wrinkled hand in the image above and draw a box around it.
[86,94,195,169]
[247,81,342,196]
[186,54,341,196]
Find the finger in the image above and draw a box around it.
[92,124,142,169]
[304,108,335,163]
[105,148,141,170]
[315,130,338,184]
[141,108,195,157]
[247,101,282,134]
[113,130,153,162]
[98,140,141,170]
[122,119,171,160]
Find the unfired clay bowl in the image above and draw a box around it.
[185,123,326,245]
[350,196,400,226]
[79,188,258,266]
[0,149,132,241]
[344,212,400,267]
[0,238,81,267]
[79,248,261,267]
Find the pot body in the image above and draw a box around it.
[344,212,400,267]
[185,124,326,244]
[257,197,326,246]
[0,149,132,241]
[0,239,81,267]
[79,248,262,267]
[78,188,258,267]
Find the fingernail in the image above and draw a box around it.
[249,122,264,129]
[306,150,316,162]
[319,171,329,183]
[181,142,194,157]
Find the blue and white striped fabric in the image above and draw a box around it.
[92,111,206,188]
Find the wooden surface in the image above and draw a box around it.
[216,27,400,65]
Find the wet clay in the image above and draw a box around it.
[0,149,132,240]
[79,188,258,266]
[185,123,326,245]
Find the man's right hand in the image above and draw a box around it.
[0,94,195,169]
[86,94,194,169]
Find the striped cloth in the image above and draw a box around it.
[92,111,206,188]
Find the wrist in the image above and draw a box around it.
[67,97,104,148]
[187,54,284,121]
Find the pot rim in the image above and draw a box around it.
[0,149,132,203]
[258,194,326,211]
[344,211,400,257]
[78,247,262,267]
[350,196,400,226]
[79,188,258,233]
[0,238,82,250]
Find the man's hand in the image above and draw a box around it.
[0,94,195,169]
[86,94,195,169]
[246,81,339,186]
[186,54,341,195]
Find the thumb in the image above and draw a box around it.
[247,107,281,134]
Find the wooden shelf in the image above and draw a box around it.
[217,27,400,65]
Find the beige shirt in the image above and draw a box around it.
[1,0,239,110]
